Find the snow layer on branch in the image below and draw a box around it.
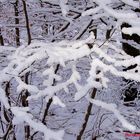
[90,58,140,82]
[93,0,112,5]
[59,0,69,17]
[28,63,83,101]
[1,33,140,104]
[91,44,140,68]
[82,6,101,16]
[99,4,137,19]
[11,107,64,140]
[0,31,140,139]
[40,0,69,17]
[88,98,136,131]
[53,96,66,107]
[41,0,59,4]
[120,0,139,8]
[16,77,39,93]
[92,0,137,19]
[43,65,62,86]
[122,27,140,36]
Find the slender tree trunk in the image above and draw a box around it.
[31,64,60,139]
[106,29,112,40]
[14,0,20,46]
[21,1,31,139]
[0,1,4,45]
[77,28,112,140]
[76,88,97,140]
[42,98,53,124]
[42,64,60,124]
[0,28,4,46]
[22,0,31,45]
[21,74,30,140]
[76,26,98,140]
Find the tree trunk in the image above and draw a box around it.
[14,0,20,46]
[21,1,31,138]
[22,0,31,45]
[0,28,4,46]
[76,88,97,140]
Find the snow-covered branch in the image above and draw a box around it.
[87,97,136,131]
[11,107,64,140]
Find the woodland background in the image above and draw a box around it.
[0,0,140,140]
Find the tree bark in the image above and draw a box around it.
[42,64,60,124]
[14,0,20,46]
[0,28,4,46]
[22,0,31,45]
[21,1,32,138]
[76,88,97,140]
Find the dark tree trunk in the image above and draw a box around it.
[22,0,31,45]
[42,64,60,124]
[76,31,102,140]
[76,88,97,140]
[0,28,4,46]
[14,0,20,46]
[21,73,30,140]
[21,1,31,138]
